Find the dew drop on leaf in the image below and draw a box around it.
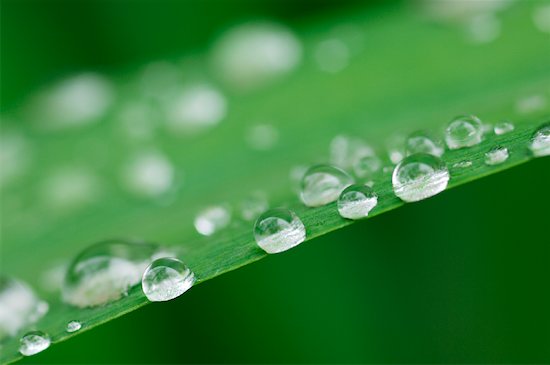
[254,208,306,254]
[337,184,378,220]
[445,115,484,149]
[142,258,195,302]
[19,331,50,356]
[301,164,353,207]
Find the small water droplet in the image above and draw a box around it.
[445,115,484,149]
[141,257,195,302]
[529,123,550,157]
[245,124,279,150]
[494,121,514,135]
[405,131,444,157]
[484,146,509,165]
[301,165,353,207]
[254,208,306,254]
[240,191,269,221]
[194,205,231,236]
[392,153,449,202]
[66,320,82,333]
[452,160,472,169]
[19,331,50,356]
[353,154,382,179]
[62,240,160,307]
[0,277,49,340]
[337,184,378,220]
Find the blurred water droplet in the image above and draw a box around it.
[122,151,177,198]
[386,134,406,164]
[0,129,31,188]
[66,320,82,333]
[301,165,353,207]
[445,115,484,149]
[142,257,195,302]
[165,84,227,134]
[41,167,102,211]
[533,5,550,34]
[406,131,444,157]
[353,154,382,180]
[245,124,279,150]
[529,124,550,157]
[330,135,375,171]
[194,205,231,236]
[0,277,49,341]
[314,38,350,73]
[211,22,302,90]
[254,208,306,254]
[337,184,378,220]
[516,94,547,115]
[392,153,449,202]
[19,331,50,356]
[494,121,514,135]
[116,102,158,141]
[465,13,500,44]
[62,240,160,307]
[484,146,509,165]
[240,191,269,221]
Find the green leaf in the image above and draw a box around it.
[1,2,549,363]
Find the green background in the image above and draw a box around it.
[1,0,549,363]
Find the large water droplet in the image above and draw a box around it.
[445,115,484,149]
[194,205,231,236]
[19,331,50,356]
[405,131,444,157]
[392,153,449,202]
[337,184,378,220]
[529,124,550,157]
[62,240,160,307]
[141,257,195,302]
[66,320,82,333]
[493,121,514,135]
[484,146,509,165]
[254,208,306,254]
[0,277,48,341]
[301,165,353,207]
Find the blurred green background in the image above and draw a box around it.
[1,0,549,363]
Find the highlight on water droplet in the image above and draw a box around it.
[337,184,378,220]
[210,22,302,90]
[0,277,49,341]
[141,257,195,302]
[301,164,353,207]
[493,121,514,135]
[62,240,160,307]
[528,123,550,157]
[392,153,449,202]
[194,205,231,236]
[19,331,50,356]
[66,320,82,333]
[445,115,484,149]
[484,146,509,165]
[254,208,306,254]
[405,130,444,157]
[240,191,269,221]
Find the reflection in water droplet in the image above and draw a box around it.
[19,331,51,356]
[62,240,160,307]
[392,153,449,202]
[142,257,195,302]
[484,146,509,165]
[494,121,514,135]
[337,184,378,220]
[445,115,484,149]
[301,165,353,207]
[529,124,550,157]
[254,208,306,254]
[211,22,302,90]
[194,205,231,236]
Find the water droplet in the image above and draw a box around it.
[314,38,350,73]
[254,208,306,254]
[19,331,50,356]
[353,154,382,179]
[211,22,302,90]
[301,165,353,207]
[484,146,509,165]
[66,320,82,333]
[465,13,500,44]
[0,277,48,341]
[516,94,547,115]
[337,184,378,220]
[141,257,195,302]
[245,124,279,150]
[165,84,227,134]
[533,5,550,34]
[452,160,472,169]
[330,135,375,170]
[392,153,449,202]
[240,191,269,221]
[386,134,406,164]
[122,151,176,198]
[194,205,231,236]
[494,121,514,135]
[529,124,550,157]
[405,131,444,157]
[62,240,160,307]
[445,115,484,149]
